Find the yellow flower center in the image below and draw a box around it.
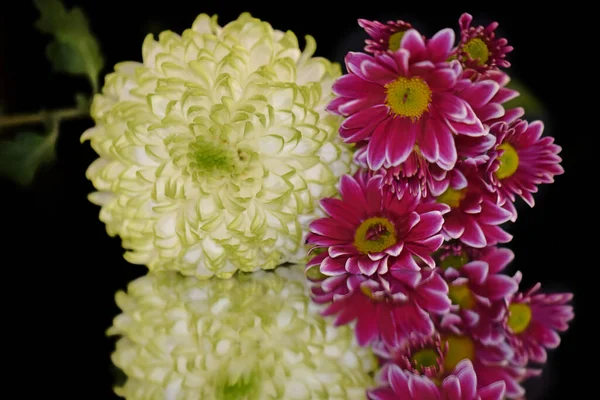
[507,303,532,334]
[412,348,439,372]
[385,76,432,119]
[436,188,467,208]
[354,217,397,254]
[439,251,469,270]
[495,142,520,180]
[443,335,475,373]
[388,31,407,51]
[448,284,476,309]
[464,38,490,66]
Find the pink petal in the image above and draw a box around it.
[454,360,477,398]
[340,105,389,142]
[448,118,486,137]
[345,257,361,274]
[428,68,458,91]
[401,29,427,56]
[436,122,458,168]
[460,219,487,248]
[443,213,465,238]
[441,376,462,400]
[355,302,380,345]
[427,28,455,61]
[390,268,421,288]
[483,274,518,299]
[485,247,515,274]
[385,117,418,166]
[346,52,396,84]
[367,118,393,170]
[388,365,411,397]
[478,382,506,400]
[406,211,444,240]
[462,261,489,285]
[358,258,380,276]
[408,374,439,400]
[478,202,513,225]
[310,218,354,240]
[333,73,385,98]
[320,256,347,276]
[436,93,468,120]
[320,198,361,225]
[418,117,440,163]
[329,244,357,257]
[461,80,500,109]
[340,175,369,211]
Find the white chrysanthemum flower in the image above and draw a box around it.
[82,13,354,278]
[108,264,375,399]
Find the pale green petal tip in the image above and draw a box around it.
[82,12,354,280]
[109,264,375,399]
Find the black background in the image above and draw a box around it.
[1,2,585,398]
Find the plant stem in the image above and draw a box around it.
[0,108,89,130]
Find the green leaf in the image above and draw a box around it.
[33,0,104,93]
[504,78,546,115]
[0,127,58,186]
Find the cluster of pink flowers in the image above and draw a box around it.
[307,13,572,399]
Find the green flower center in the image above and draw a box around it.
[189,135,247,176]
[495,142,520,179]
[412,348,439,372]
[354,217,397,254]
[440,251,469,270]
[507,302,532,334]
[388,31,407,51]
[385,76,432,119]
[442,335,475,373]
[464,38,490,66]
[436,188,467,208]
[448,284,476,309]
[218,374,258,399]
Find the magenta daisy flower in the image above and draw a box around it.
[369,359,506,400]
[432,163,513,248]
[370,328,527,399]
[503,276,574,365]
[347,69,516,199]
[435,244,518,342]
[458,13,513,73]
[485,119,564,209]
[310,268,450,346]
[358,18,414,54]
[306,171,449,277]
[328,28,498,172]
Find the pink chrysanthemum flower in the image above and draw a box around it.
[458,13,513,73]
[368,359,506,400]
[310,268,450,346]
[358,18,414,54]
[306,171,449,276]
[435,244,518,343]
[432,164,513,248]
[485,119,564,211]
[328,28,499,172]
[370,330,526,398]
[349,69,517,199]
[503,275,574,366]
